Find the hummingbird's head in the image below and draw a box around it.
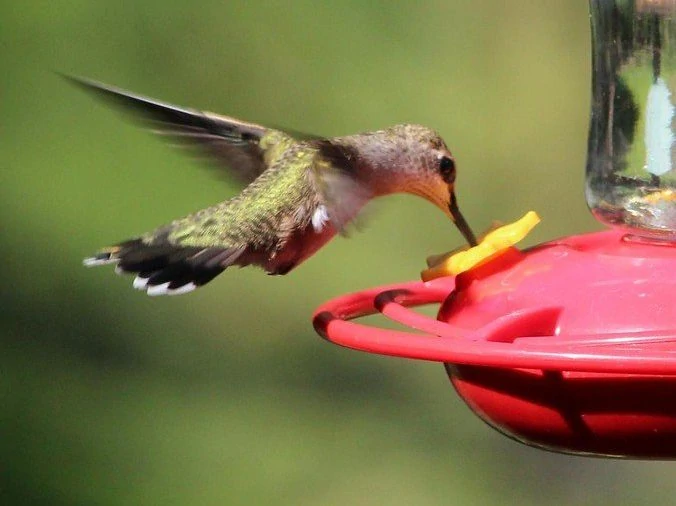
[366,124,477,246]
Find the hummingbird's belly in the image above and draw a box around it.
[262,223,338,275]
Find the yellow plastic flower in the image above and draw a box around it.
[421,211,540,281]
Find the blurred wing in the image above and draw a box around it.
[62,74,271,184]
[310,140,373,234]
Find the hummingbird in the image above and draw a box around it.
[68,76,477,295]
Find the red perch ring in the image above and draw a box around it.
[313,230,676,458]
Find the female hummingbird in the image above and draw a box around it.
[70,76,477,295]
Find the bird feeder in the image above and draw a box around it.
[313,0,676,459]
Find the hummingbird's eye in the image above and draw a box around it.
[439,156,456,183]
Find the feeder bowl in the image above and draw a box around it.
[313,230,676,458]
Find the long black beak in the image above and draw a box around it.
[449,193,477,246]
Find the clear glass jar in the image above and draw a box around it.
[587,0,676,240]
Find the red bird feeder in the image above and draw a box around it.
[313,1,676,458]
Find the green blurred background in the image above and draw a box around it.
[2,1,675,505]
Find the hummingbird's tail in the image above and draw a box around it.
[83,239,245,295]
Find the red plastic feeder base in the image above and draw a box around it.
[313,230,676,458]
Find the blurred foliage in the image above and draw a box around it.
[2,1,675,505]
